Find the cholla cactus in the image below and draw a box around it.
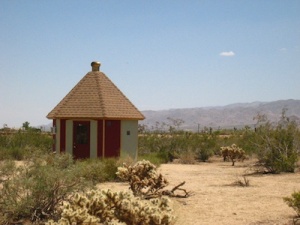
[45,189,174,225]
[220,144,246,166]
[116,160,169,199]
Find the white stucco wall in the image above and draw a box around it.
[55,119,60,153]
[121,120,138,159]
[56,119,139,159]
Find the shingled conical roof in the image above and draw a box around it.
[47,62,144,120]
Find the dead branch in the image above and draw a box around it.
[162,181,190,198]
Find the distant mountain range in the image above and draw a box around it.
[140,99,300,132]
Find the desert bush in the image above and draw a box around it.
[0,160,16,183]
[0,153,89,224]
[283,191,300,219]
[235,128,258,155]
[74,158,118,184]
[138,152,166,166]
[138,133,188,162]
[177,149,197,164]
[46,189,174,225]
[189,133,216,162]
[138,132,218,163]
[117,160,190,199]
[195,146,214,162]
[0,130,52,160]
[232,175,250,187]
[254,112,300,173]
[220,144,246,166]
[117,160,169,199]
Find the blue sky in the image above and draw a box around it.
[0,1,299,128]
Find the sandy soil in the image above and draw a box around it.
[98,158,300,225]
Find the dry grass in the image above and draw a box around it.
[98,157,300,225]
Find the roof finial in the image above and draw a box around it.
[91,61,101,71]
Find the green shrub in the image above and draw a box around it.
[283,191,300,216]
[0,153,89,223]
[0,130,52,160]
[195,147,214,162]
[0,147,9,160]
[255,116,300,173]
[74,158,118,184]
[138,132,217,163]
[138,152,165,166]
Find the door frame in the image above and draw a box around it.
[73,121,90,159]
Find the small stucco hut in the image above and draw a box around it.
[47,62,144,159]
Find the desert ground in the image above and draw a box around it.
[98,157,300,225]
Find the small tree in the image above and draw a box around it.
[22,121,30,130]
[220,144,246,166]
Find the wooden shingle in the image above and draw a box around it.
[47,70,144,120]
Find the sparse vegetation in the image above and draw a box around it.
[46,189,174,225]
[220,144,246,166]
[0,153,120,224]
[117,160,190,199]
[284,191,300,224]
[0,128,52,160]
[254,111,300,173]
[138,120,218,164]
[74,158,119,184]
[232,175,250,187]
[0,112,299,224]
[0,153,85,224]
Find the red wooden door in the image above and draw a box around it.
[105,120,120,157]
[73,121,90,159]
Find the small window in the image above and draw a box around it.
[127,131,131,135]
[76,124,88,144]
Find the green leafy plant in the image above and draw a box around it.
[74,158,118,184]
[0,153,89,224]
[0,129,52,160]
[254,111,300,173]
[283,191,300,217]
[138,131,217,163]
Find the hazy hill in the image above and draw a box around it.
[140,99,300,131]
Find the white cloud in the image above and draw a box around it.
[219,51,235,57]
[279,48,287,52]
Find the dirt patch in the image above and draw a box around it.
[98,158,300,225]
